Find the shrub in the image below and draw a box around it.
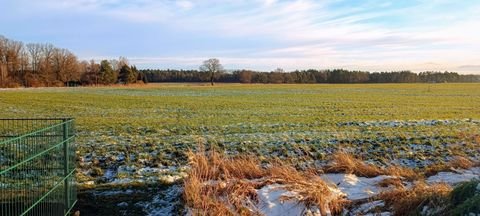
[450,179,480,206]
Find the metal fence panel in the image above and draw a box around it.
[0,118,76,216]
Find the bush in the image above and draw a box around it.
[449,179,480,215]
[450,179,479,206]
[450,194,480,215]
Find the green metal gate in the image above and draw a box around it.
[0,118,76,216]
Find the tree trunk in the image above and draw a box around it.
[210,72,214,86]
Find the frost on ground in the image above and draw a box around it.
[427,167,480,185]
[136,184,184,216]
[75,119,480,188]
[75,184,184,216]
[321,174,394,201]
[256,184,309,216]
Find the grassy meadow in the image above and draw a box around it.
[1,83,480,186]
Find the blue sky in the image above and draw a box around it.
[1,0,479,73]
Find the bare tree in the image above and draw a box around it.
[200,58,223,86]
[88,60,100,85]
[0,36,9,84]
[5,40,22,74]
[26,43,42,74]
[50,48,80,84]
[64,52,80,82]
[273,68,285,73]
[0,37,23,86]
[238,70,253,83]
[40,43,55,86]
[19,48,29,70]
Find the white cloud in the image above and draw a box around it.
[177,1,194,10]
[266,0,276,6]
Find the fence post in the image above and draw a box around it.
[63,118,69,215]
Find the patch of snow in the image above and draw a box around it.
[110,178,143,185]
[337,119,469,128]
[351,200,385,215]
[158,175,182,184]
[256,184,307,216]
[103,169,117,181]
[321,174,392,201]
[138,184,183,216]
[117,202,129,207]
[93,189,134,196]
[117,165,137,174]
[363,212,391,216]
[426,167,480,185]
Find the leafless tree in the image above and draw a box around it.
[40,43,55,85]
[200,58,224,86]
[26,43,42,74]
[0,36,9,83]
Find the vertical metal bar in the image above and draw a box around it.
[63,119,69,215]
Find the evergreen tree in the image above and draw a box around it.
[100,60,116,84]
[119,65,139,84]
[119,64,131,84]
[129,65,138,84]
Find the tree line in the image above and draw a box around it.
[142,68,480,84]
[2,35,479,87]
[0,35,145,88]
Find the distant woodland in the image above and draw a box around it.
[142,69,480,84]
[0,35,145,88]
[1,35,479,88]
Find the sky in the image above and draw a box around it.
[1,0,480,73]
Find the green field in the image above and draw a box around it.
[1,83,480,186]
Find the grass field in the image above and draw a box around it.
[1,83,480,186]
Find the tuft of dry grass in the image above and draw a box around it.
[378,181,452,216]
[384,165,421,181]
[424,163,451,177]
[448,156,474,170]
[324,152,477,181]
[183,149,348,216]
[266,165,350,215]
[184,150,263,215]
[324,152,420,181]
[324,152,384,177]
[424,156,474,177]
[376,177,404,189]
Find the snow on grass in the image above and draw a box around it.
[427,167,480,185]
[256,184,311,216]
[321,173,393,201]
[137,185,183,216]
[351,200,388,215]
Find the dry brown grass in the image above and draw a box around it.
[424,163,451,177]
[448,156,474,170]
[424,156,474,177]
[184,150,263,216]
[183,149,348,216]
[378,182,452,216]
[376,177,404,189]
[474,135,480,144]
[324,152,384,177]
[184,149,476,215]
[266,165,349,214]
[324,152,420,181]
[384,165,421,181]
